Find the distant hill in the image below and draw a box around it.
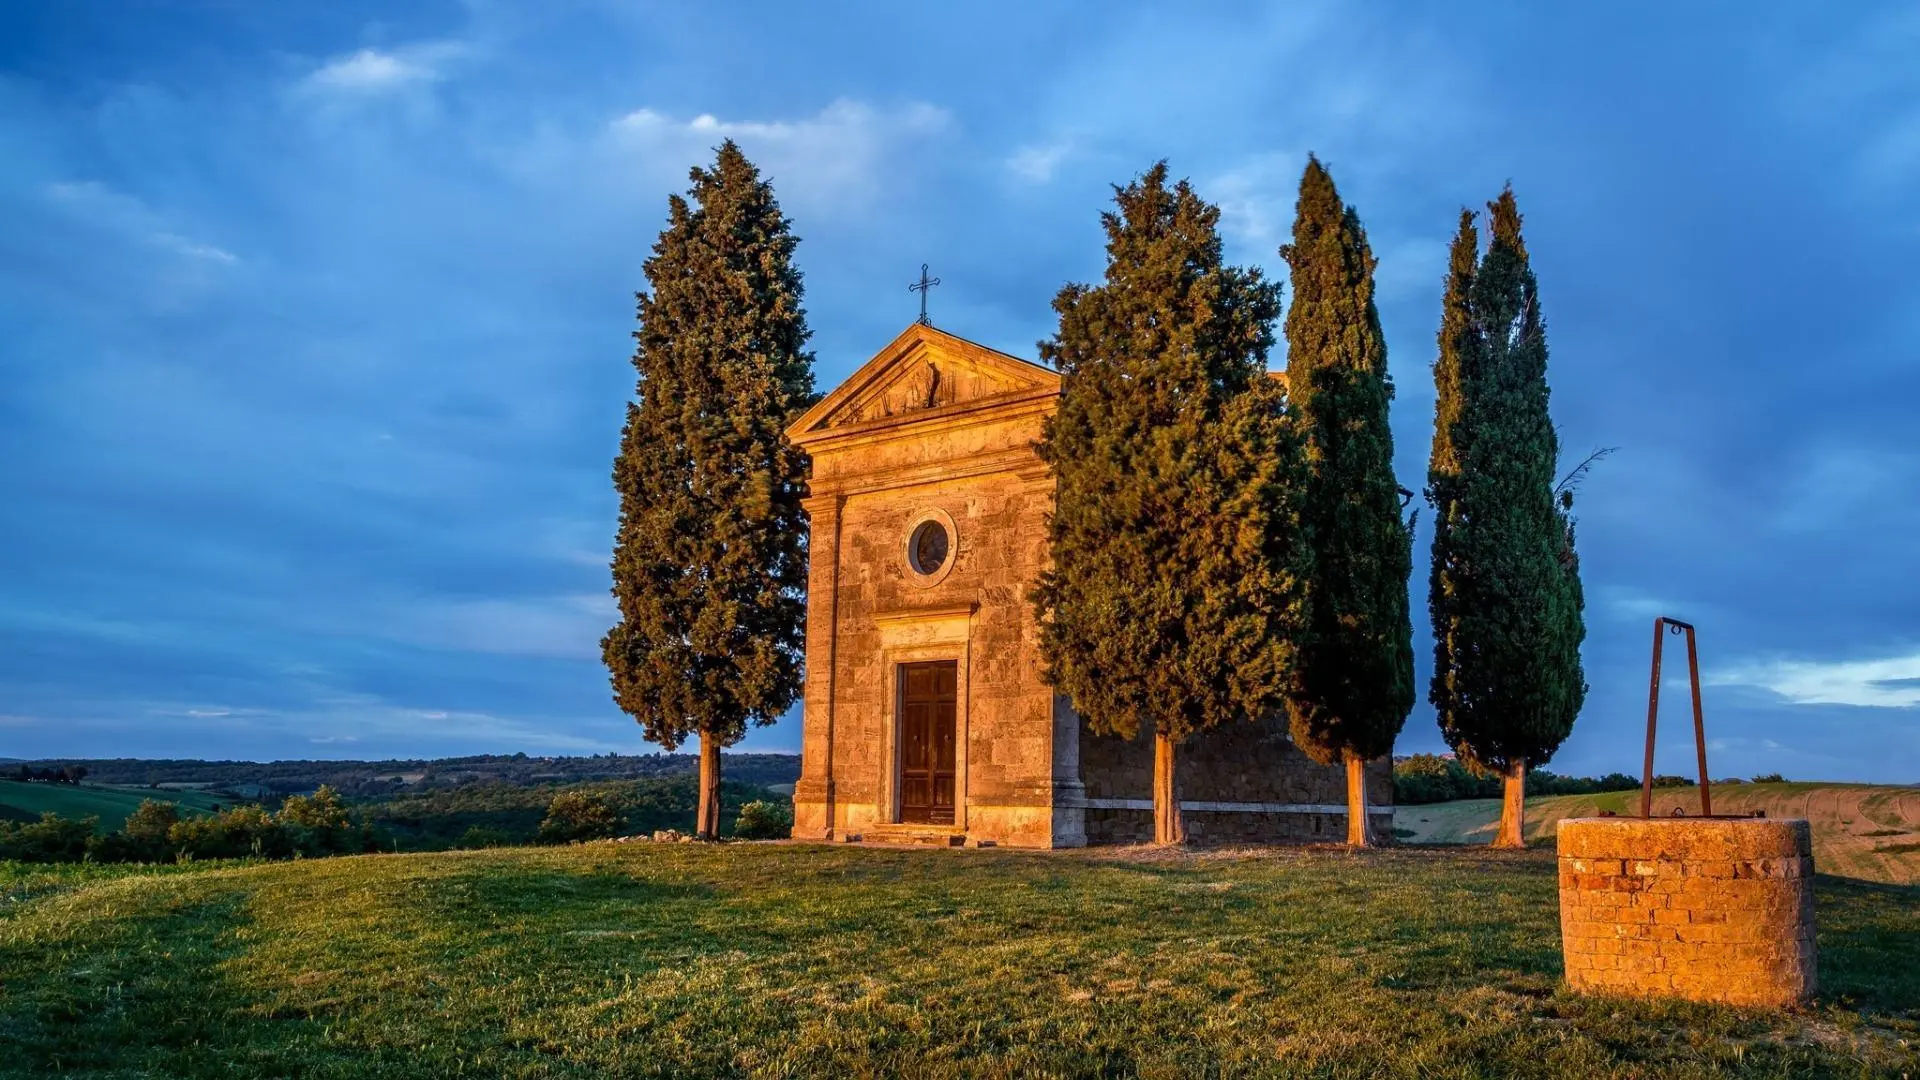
[1396,782,1920,885]
[9,752,802,799]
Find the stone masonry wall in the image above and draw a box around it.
[1557,817,1816,1007]
[1080,715,1393,845]
[824,472,1061,846]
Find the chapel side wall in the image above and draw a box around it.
[1079,717,1393,844]
[817,453,1063,848]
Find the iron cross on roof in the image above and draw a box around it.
[908,263,941,326]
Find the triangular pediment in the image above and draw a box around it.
[787,323,1059,443]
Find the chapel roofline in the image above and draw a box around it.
[786,322,1060,448]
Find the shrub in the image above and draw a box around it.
[0,812,96,862]
[278,786,350,830]
[169,804,295,861]
[276,786,370,853]
[96,799,185,862]
[1752,773,1787,784]
[537,792,623,844]
[731,800,793,840]
[456,826,516,849]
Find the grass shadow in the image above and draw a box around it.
[1813,873,1920,1016]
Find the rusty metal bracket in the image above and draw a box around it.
[1641,617,1712,819]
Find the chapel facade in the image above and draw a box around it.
[787,323,1391,848]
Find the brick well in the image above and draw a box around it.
[1556,817,1816,1008]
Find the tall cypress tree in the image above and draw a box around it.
[1280,157,1416,847]
[603,141,816,840]
[1427,209,1478,808]
[1426,189,1586,848]
[1034,162,1305,845]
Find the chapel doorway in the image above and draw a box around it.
[898,660,958,824]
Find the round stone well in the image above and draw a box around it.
[1557,816,1816,1008]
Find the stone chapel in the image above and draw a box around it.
[786,323,1392,848]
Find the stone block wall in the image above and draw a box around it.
[1557,817,1817,1007]
[1080,715,1392,844]
[817,472,1061,846]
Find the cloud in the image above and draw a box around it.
[604,99,950,213]
[1711,649,1920,708]
[1211,153,1309,252]
[302,46,451,94]
[1006,143,1071,184]
[381,594,614,662]
[1595,586,1692,623]
[43,180,239,264]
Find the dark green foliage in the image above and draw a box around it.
[123,798,182,844]
[1392,753,1639,804]
[1752,773,1788,784]
[1280,157,1416,765]
[456,827,517,850]
[92,799,183,862]
[367,776,779,849]
[537,792,623,845]
[0,812,96,862]
[1426,189,1587,772]
[167,804,297,861]
[730,799,794,840]
[276,786,368,854]
[8,753,803,798]
[603,140,817,757]
[1033,162,1305,755]
[0,795,385,865]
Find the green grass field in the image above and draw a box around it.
[1394,783,1920,886]
[2,843,1915,1078]
[0,780,229,833]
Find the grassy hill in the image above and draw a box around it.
[1396,782,1920,885]
[2,844,1915,1077]
[0,780,229,833]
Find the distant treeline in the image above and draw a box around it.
[11,752,802,798]
[1393,753,1788,805]
[9,765,89,785]
[0,775,795,864]
[367,774,784,850]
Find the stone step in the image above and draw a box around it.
[862,823,965,847]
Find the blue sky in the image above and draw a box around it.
[2,2,1916,781]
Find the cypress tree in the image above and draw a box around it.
[602,141,816,840]
[1280,157,1416,847]
[1034,162,1305,845]
[1427,209,1477,812]
[1426,189,1586,848]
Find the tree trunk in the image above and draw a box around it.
[1492,758,1527,848]
[696,732,723,840]
[1345,751,1372,847]
[1153,731,1186,845]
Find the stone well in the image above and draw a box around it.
[1557,817,1816,1008]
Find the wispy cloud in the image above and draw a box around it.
[301,43,464,95]
[1711,649,1920,708]
[382,594,613,662]
[1006,142,1071,184]
[604,99,950,213]
[44,180,239,264]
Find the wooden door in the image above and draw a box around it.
[898,661,957,825]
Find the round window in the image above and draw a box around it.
[908,519,950,576]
